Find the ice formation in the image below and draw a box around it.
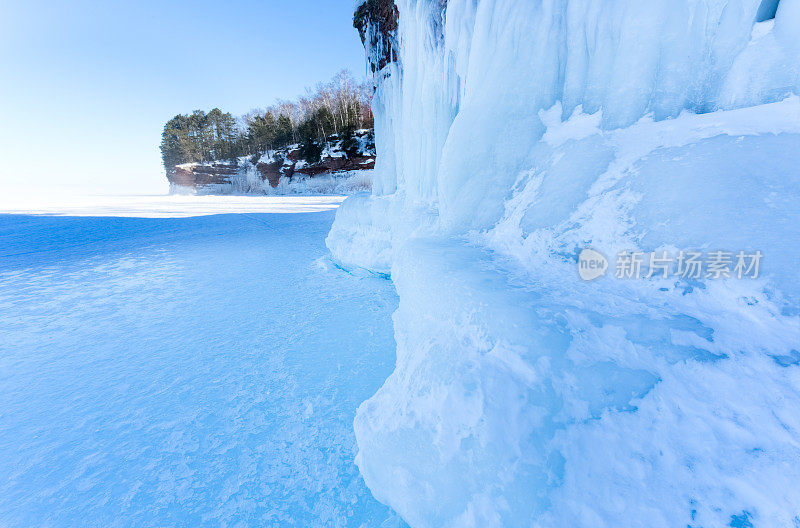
[328,0,800,526]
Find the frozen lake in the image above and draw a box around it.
[0,200,401,527]
[0,193,346,218]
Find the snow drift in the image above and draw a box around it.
[329,0,800,526]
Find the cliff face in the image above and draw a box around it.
[169,161,239,189]
[166,129,375,194]
[354,0,400,73]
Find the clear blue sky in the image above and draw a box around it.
[0,0,366,194]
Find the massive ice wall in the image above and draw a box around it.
[340,0,800,248]
[331,1,800,526]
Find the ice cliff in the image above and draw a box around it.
[330,1,800,526]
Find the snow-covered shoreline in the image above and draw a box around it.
[166,130,376,196]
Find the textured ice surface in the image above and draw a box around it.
[0,193,345,218]
[350,103,800,527]
[327,0,800,526]
[0,210,402,527]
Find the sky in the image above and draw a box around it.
[0,0,367,195]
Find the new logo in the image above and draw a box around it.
[578,248,608,281]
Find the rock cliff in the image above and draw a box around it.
[166,129,375,194]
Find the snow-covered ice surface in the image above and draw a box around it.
[328,0,800,526]
[0,204,404,527]
[0,193,345,218]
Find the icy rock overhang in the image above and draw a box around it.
[354,0,449,75]
[354,0,400,73]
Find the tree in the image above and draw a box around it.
[160,70,374,169]
[160,109,243,170]
[207,108,241,160]
[160,115,191,169]
[247,111,278,153]
[297,115,324,164]
[275,114,294,148]
[339,126,361,159]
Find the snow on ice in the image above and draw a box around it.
[0,207,402,527]
[328,0,800,526]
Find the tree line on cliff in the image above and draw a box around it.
[160,70,373,170]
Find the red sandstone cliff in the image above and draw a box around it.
[166,129,375,193]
